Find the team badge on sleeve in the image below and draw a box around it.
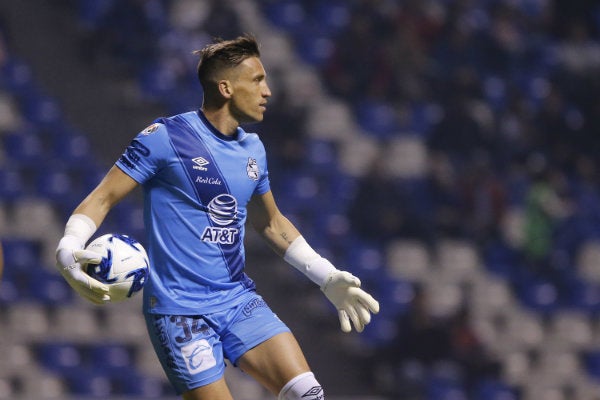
[141,123,161,135]
[246,157,259,181]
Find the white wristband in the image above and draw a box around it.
[283,236,337,287]
[64,214,97,244]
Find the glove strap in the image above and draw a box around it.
[283,236,337,286]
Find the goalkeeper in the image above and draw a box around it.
[56,35,379,400]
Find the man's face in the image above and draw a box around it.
[227,57,271,124]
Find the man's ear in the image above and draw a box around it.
[218,80,233,98]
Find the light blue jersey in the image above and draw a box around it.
[115,110,271,315]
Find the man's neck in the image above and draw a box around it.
[201,107,239,136]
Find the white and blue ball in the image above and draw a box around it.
[85,233,149,302]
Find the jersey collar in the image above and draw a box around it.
[197,109,241,141]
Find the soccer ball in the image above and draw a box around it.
[85,233,149,302]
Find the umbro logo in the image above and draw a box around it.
[302,386,323,399]
[192,157,209,171]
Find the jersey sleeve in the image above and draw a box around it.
[254,140,271,195]
[115,122,170,184]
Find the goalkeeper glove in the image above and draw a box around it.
[55,215,110,305]
[321,270,380,333]
[284,236,380,333]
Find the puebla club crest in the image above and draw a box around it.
[246,157,259,181]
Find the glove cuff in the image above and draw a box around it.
[64,214,97,243]
[283,236,337,286]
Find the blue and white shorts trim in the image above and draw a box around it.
[144,292,290,394]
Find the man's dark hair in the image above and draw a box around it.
[195,34,261,90]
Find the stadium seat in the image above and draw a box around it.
[386,239,431,282]
[53,132,93,164]
[37,342,86,374]
[52,306,101,339]
[473,379,518,400]
[293,30,335,67]
[0,278,19,304]
[0,168,28,200]
[17,370,67,400]
[35,166,77,204]
[65,369,114,398]
[0,58,37,97]
[2,131,44,164]
[355,100,400,138]
[101,305,148,341]
[312,1,351,35]
[469,274,515,319]
[344,239,385,283]
[517,278,561,316]
[20,94,64,129]
[28,269,74,304]
[534,349,582,385]
[89,343,134,374]
[423,278,464,319]
[576,239,600,284]
[565,279,600,315]
[114,370,172,397]
[377,277,416,319]
[262,0,307,33]
[435,238,481,283]
[2,238,42,271]
[500,350,532,386]
[493,310,545,353]
[425,375,467,400]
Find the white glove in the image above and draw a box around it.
[56,235,110,305]
[321,271,380,333]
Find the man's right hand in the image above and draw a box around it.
[56,235,110,305]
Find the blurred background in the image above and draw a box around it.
[0,0,599,399]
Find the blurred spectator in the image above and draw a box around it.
[348,157,430,243]
[255,86,309,171]
[447,305,502,395]
[79,0,166,76]
[374,285,501,397]
[522,154,573,277]
[461,154,508,245]
[374,285,451,397]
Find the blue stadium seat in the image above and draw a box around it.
[293,30,335,67]
[37,342,86,374]
[565,279,600,315]
[377,277,416,319]
[28,269,74,304]
[355,100,400,137]
[35,166,77,203]
[3,131,44,164]
[262,0,307,33]
[2,238,42,271]
[0,278,20,304]
[517,278,561,315]
[312,1,351,35]
[138,62,178,100]
[584,350,600,381]
[0,168,28,200]
[426,376,467,400]
[20,94,64,129]
[344,239,385,283]
[53,132,93,164]
[473,379,519,400]
[66,369,114,398]
[88,343,134,374]
[114,371,173,398]
[77,0,115,29]
[0,57,38,97]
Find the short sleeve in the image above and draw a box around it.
[115,122,170,184]
[254,140,270,195]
